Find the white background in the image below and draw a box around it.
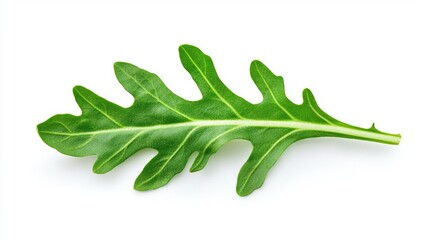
[1,0,428,239]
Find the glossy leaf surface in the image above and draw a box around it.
[38,45,401,196]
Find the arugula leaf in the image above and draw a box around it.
[37,44,401,196]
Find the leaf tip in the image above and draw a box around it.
[189,164,202,173]
[178,44,205,60]
[36,122,43,133]
[92,162,109,175]
[189,155,206,172]
[236,176,259,197]
[114,61,134,70]
[236,186,252,197]
[302,88,319,107]
[72,85,95,109]
[179,44,198,51]
[302,88,313,97]
[133,181,143,191]
[113,61,124,69]
[36,122,48,140]
[133,179,151,191]
[72,85,87,97]
[251,59,262,66]
[36,122,48,144]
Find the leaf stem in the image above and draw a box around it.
[39,120,401,145]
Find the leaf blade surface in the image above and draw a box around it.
[37,44,401,196]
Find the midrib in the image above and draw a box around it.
[41,119,401,144]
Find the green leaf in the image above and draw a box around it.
[37,44,401,196]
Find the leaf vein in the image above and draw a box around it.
[136,127,199,187]
[70,135,95,150]
[193,126,241,169]
[180,46,245,119]
[116,65,195,121]
[254,63,297,120]
[75,88,124,127]
[305,93,334,125]
[238,129,301,193]
[95,131,144,171]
